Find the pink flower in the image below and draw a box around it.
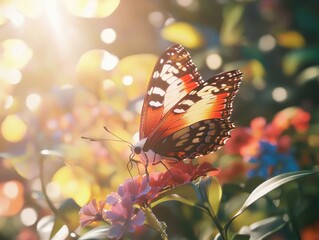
[106,175,151,206]
[104,175,151,239]
[122,175,151,201]
[105,196,145,240]
[79,199,106,227]
[112,162,218,206]
[91,161,218,238]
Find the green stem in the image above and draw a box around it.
[143,206,168,240]
[39,155,60,217]
[224,217,235,239]
[286,194,301,240]
[204,203,227,240]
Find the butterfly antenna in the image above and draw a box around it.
[104,126,133,148]
[81,136,129,143]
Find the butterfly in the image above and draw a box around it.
[130,44,242,173]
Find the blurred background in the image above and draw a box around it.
[1,0,319,239]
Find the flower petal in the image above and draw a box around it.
[131,209,146,226]
[106,192,121,205]
[108,223,126,240]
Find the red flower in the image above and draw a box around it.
[291,108,310,132]
[301,220,319,240]
[224,128,253,155]
[79,199,106,227]
[165,161,218,186]
[277,135,292,153]
[250,117,267,137]
[272,110,291,133]
[272,107,310,133]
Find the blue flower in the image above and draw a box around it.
[248,141,299,179]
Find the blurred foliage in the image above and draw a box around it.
[0,0,319,239]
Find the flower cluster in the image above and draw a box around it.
[79,161,217,239]
[225,107,310,179]
[248,141,299,178]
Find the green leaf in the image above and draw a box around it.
[198,177,222,214]
[231,234,250,240]
[79,226,110,240]
[226,171,318,231]
[237,216,287,240]
[50,198,81,239]
[282,48,319,75]
[220,3,244,45]
[296,66,319,85]
[223,193,250,218]
[150,182,199,208]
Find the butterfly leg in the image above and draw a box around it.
[144,160,149,181]
[128,153,141,178]
[158,160,173,177]
[127,160,134,178]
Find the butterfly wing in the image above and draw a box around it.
[143,70,242,159]
[139,44,204,139]
[152,119,234,160]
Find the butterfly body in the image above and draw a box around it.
[132,44,242,169]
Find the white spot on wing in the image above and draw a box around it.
[162,73,172,81]
[149,101,163,107]
[161,64,171,76]
[153,71,159,79]
[182,99,194,106]
[147,87,154,95]
[172,68,179,74]
[152,87,166,96]
[166,76,178,84]
[174,108,185,114]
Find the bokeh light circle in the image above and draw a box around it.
[62,0,120,18]
[161,22,204,48]
[26,93,42,111]
[272,87,288,102]
[52,166,92,206]
[0,181,24,217]
[1,114,28,142]
[206,53,223,70]
[20,208,38,226]
[0,39,33,69]
[101,28,117,44]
